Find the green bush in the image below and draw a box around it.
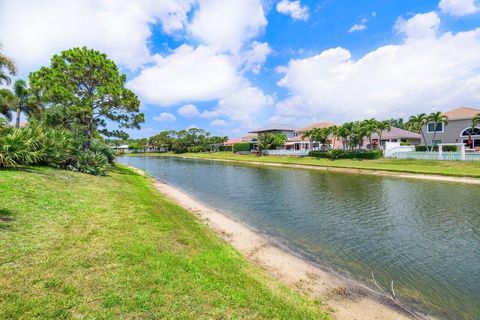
[233,143,251,152]
[309,149,383,160]
[0,124,112,175]
[187,146,204,153]
[415,145,458,152]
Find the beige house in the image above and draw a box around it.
[285,121,339,150]
[421,107,480,149]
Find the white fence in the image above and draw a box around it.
[384,142,415,158]
[264,149,309,156]
[390,151,480,161]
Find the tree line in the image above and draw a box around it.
[111,128,228,154]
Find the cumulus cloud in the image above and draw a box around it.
[210,119,228,127]
[240,41,272,74]
[177,104,200,117]
[395,12,440,40]
[0,0,195,73]
[202,86,274,128]
[439,0,479,16]
[276,0,309,21]
[154,112,177,122]
[275,13,480,122]
[189,0,267,52]
[128,45,243,106]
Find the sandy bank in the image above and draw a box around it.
[175,155,480,185]
[129,166,427,320]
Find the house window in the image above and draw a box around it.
[461,127,480,136]
[427,122,444,133]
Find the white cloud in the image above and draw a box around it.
[275,13,480,122]
[0,0,195,73]
[276,0,309,21]
[203,86,274,127]
[154,112,176,122]
[189,0,267,52]
[395,12,440,40]
[210,119,228,127]
[348,24,367,33]
[127,45,243,106]
[177,104,200,117]
[439,0,479,16]
[241,41,272,74]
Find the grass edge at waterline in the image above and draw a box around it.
[0,165,330,319]
[124,152,480,179]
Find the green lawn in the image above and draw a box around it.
[0,166,329,319]
[129,152,480,178]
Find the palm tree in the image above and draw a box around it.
[472,114,480,129]
[0,45,17,85]
[303,129,315,150]
[337,122,352,150]
[329,125,338,149]
[0,88,16,121]
[257,133,276,156]
[376,121,391,149]
[313,127,331,150]
[428,112,448,151]
[362,118,379,149]
[406,113,428,151]
[0,80,43,128]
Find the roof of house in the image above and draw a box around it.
[443,107,480,120]
[296,121,337,132]
[248,123,296,133]
[371,126,421,140]
[224,138,242,146]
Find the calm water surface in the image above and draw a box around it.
[119,156,480,320]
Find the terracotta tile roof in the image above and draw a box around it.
[224,138,242,146]
[296,121,337,132]
[443,107,480,120]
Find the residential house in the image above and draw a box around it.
[285,121,340,150]
[248,124,296,150]
[421,107,480,149]
[365,126,421,149]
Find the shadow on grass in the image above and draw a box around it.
[0,208,15,230]
[110,164,139,176]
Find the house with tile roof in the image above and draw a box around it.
[421,107,480,149]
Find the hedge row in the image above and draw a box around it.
[415,145,458,152]
[309,149,383,160]
[233,143,252,152]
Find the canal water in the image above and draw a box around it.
[118,156,480,320]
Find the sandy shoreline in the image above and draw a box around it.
[128,165,427,320]
[172,155,480,185]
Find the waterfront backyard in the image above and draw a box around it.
[0,166,330,319]
[118,156,480,320]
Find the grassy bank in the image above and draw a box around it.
[127,152,480,178]
[0,166,329,319]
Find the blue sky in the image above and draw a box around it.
[1,0,480,138]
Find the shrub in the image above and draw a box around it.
[0,124,113,175]
[233,143,251,152]
[309,149,382,160]
[187,146,204,153]
[415,145,457,152]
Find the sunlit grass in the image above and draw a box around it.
[0,165,329,319]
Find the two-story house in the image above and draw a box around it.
[422,107,480,148]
